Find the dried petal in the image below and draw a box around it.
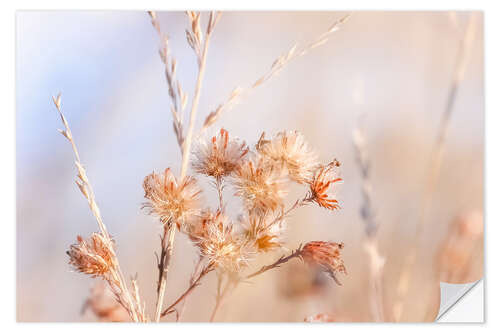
[309,160,342,210]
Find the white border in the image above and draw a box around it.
[3,0,497,331]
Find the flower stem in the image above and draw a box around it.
[245,246,304,280]
[160,263,214,318]
[154,225,175,321]
[215,177,224,211]
[155,12,218,321]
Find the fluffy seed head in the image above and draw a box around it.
[301,241,346,281]
[232,157,288,214]
[309,160,342,210]
[183,208,214,240]
[192,211,252,271]
[143,168,201,227]
[67,233,114,277]
[240,213,284,252]
[192,128,249,179]
[257,130,319,183]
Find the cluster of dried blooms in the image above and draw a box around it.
[57,11,350,322]
[143,129,346,278]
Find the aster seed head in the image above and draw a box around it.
[257,130,319,184]
[192,212,252,272]
[192,128,249,180]
[240,212,285,252]
[232,156,288,214]
[142,168,202,227]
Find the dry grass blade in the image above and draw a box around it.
[200,13,351,133]
[52,93,141,322]
[150,11,221,322]
[352,126,377,237]
[352,124,385,321]
[394,12,479,321]
[131,276,148,322]
[180,10,220,179]
[149,11,188,151]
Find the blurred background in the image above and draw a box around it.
[16,11,483,322]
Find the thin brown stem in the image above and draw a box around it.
[265,195,313,232]
[246,245,304,280]
[177,256,204,321]
[153,12,220,321]
[154,225,175,321]
[160,263,215,318]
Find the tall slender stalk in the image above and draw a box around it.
[154,226,175,321]
[53,94,140,322]
[154,12,219,322]
[353,126,385,322]
[393,13,478,321]
[215,178,224,211]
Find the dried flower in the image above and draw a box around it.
[257,130,319,183]
[143,168,202,227]
[232,157,288,213]
[67,233,114,277]
[309,160,342,210]
[240,213,284,252]
[193,212,251,271]
[300,241,346,284]
[183,208,217,241]
[192,128,249,179]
